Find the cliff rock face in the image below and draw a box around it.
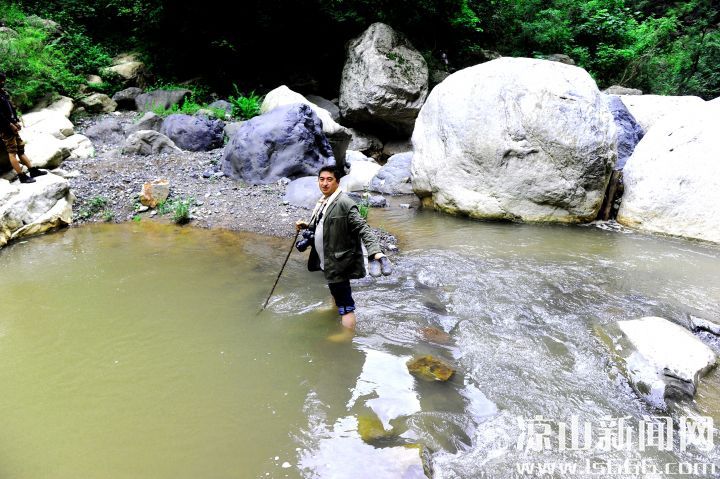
[412,57,616,223]
[339,23,428,137]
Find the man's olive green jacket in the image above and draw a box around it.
[308,192,381,283]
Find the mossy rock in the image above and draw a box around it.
[358,414,392,443]
[406,355,455,382]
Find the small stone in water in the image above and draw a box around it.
[281,462,291,468]
[407,355,455,382]
[399,203,411,209]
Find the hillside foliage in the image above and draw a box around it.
[1,0,717,110]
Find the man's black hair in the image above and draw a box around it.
[318,165,339,179]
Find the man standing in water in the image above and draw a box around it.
[296,166,392,331]
[0,71,47,183]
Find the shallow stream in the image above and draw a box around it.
[1,206,719,478]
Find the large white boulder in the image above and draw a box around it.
[412,57,616,223]
[23,133,71,168]
[340,153,382,192]
[339,23,428,136]
[21,109,74,139]
[104,52,145,84]
[618,95,705,132]
[61,134,95,161]
[0,174,74,248]
[261,85,351,168]
[617,102,720,243]
[614,317,716,407]
[261,85,345,136]
[29,96,74,118]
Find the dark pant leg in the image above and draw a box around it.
[328,280,355,315]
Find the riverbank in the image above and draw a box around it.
[65,112,399,249]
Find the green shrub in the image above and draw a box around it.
[0,3,113,110]
[77,195,109,219]
[228,86,262,120]
[155,197,194,224]
[170,197,194,224]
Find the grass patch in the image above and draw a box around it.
[77,195,109,219]
[156,197,195,224]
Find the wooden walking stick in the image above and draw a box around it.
[260,230,300,312]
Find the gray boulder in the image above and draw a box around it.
[306,95,341,121]
[604,95,643,170]
[261,85,351,168]
[370,152,413,195]
[223,121,244,140]
[339,23,429,136]
[604,85,642,95]
[122,130,182,156]
[160,114,224,152]
[78,93,117,113]
[382,139,412,157]
[347,128,383,155]
[125,112,164,135]
[412,57,616,223]
[284,176,322,209]
[221,104,334,184]
[368,195,387,207]
[208,100,233,116]
[546,53,575,65]
[104,52,145,85]
[135,89,191,112]
[85,118,125,145]
[112,87,143,110]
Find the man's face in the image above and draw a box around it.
[318,171,339,197]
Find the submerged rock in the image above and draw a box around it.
[358,414,394,443]
[412,57,616,223]
[690,316,720,336]
[406,355,455,382]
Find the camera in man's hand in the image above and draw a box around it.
[295,226,315,252]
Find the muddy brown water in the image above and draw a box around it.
[1,207,718,478]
